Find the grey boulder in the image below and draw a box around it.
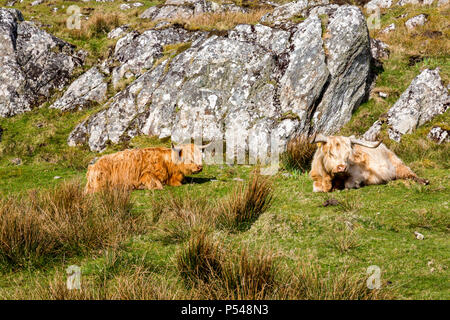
[398,0,435,5]
[380,23,395,34]
[0,9,82,117]
[107,25,129,39]
[69,6,372,152]
[311,6,371,134]
[428,126,449,144]
[140,0,247,21]
[364,69,449,142]
[370,38,390,61]
[110,27,207,88]
[49,67,108,112]
[405,14,428,30]
[364,0,392,10]
[260,0,335,27]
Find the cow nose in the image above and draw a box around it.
[336,164,347,173]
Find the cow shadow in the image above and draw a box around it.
[184,176,216,185]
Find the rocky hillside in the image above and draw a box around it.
[0,0,448,159]
[0,0,448,301]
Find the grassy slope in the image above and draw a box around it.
[0,1,449,299]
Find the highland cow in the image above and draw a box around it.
[309,134,428,192]
[85,143,210,193]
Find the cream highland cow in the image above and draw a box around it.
[309,134,429,192]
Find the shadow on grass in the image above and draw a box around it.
[184,176,216,184]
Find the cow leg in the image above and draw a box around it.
[312,178,324,192]
[168,173,184,187]
[395,163,429,185]
[140,172,164,190]
[312,175,333,192]
[322,176,333,192]
[311,172,325,192]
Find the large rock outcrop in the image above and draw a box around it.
[68,5,372,152]
[260,0,338,28]
[140,0,248,21]
[49,67,108,112]
[364,68,449,142]
[109,27,207,88]
[0,9,83,117]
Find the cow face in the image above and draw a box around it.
[171,143,209,175]
[313,134,381,176]
[321,136,353,175]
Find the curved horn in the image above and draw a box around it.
[198,141,213,150]
[313,133,328,144]
[350,137,381,148]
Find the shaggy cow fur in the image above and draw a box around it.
[85,144,205,193]
[310,135,428,192]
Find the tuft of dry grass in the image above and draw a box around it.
[41,273,103,300]
[281,135,317,173]
[0,180,145,269]
[176,231,223,284]
[217,173,273,231]
[107,268,182,300]
[277,262,394,300]
[177,231,277,299]
[219,248,276,299]
[69,12,123,39]
[373,4,450,61]
[179,231,387,300]
[336,193,362,214]
[6,267,180,300]
[332,228,361,254]
[171,9,271,31]
[151,192,215,243]
[152,173,274,237]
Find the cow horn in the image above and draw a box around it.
[350,137,381,148]
[198,141,213,150]
[313,133,328,144]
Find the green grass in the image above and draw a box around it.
[0,160,448,299]
[0,1,448,299]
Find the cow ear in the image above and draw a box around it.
[312,133,328,146]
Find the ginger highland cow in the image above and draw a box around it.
[85,143,210,193]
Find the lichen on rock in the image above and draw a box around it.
[0,9,83,117]
[68,5,373,153]
[364,68,449,142]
